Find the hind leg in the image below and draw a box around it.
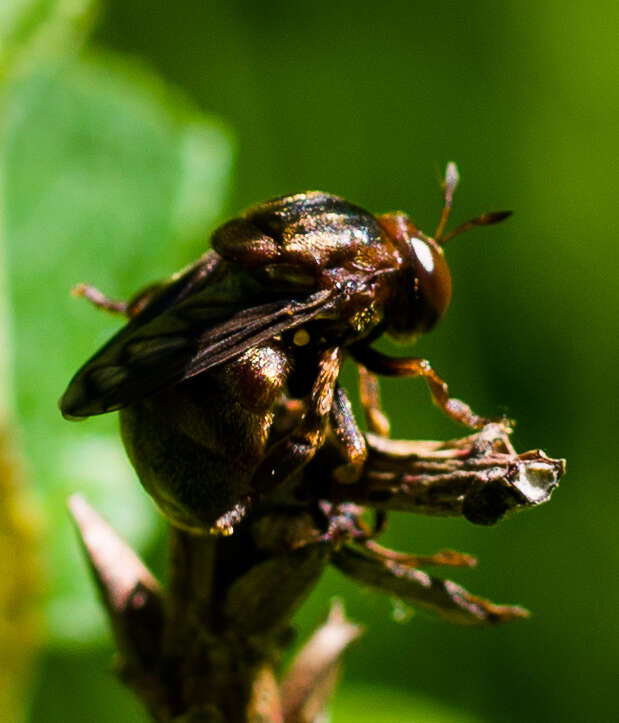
[71,283,128,315]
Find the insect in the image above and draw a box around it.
[60,163,510,534]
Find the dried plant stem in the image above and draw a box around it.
[69,422,564,721]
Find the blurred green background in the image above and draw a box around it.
[1,1,617,721]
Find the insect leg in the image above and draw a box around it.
[351,346,491,430]
[353,369,390,534]
[71,283,128,315]
[357,365,391,437]
[253,347,343,492]
[329,384,367,484]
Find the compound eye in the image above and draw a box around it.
[411,237,452,331]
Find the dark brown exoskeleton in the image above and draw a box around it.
[60,164,511,533]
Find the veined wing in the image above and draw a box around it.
[60,282,334,419]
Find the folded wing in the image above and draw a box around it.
[60,276,334,419]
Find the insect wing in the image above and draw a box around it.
[126,250,223,322]
[180,288,333,379]
[60,285,334,419]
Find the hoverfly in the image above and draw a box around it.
[60,164,510,533]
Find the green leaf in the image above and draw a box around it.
[1,52,234,643]
[0,0,97,82]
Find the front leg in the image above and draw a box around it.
[253,347,343,492]
[351,346,492,430]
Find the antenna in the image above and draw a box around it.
[434,161,459,241]
[433,161,512,245]
[439,210,512,245]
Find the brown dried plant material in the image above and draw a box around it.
[70,418,564,722]
[323,424,563,524]
[332,545,528,626]
[280,600,363,722]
